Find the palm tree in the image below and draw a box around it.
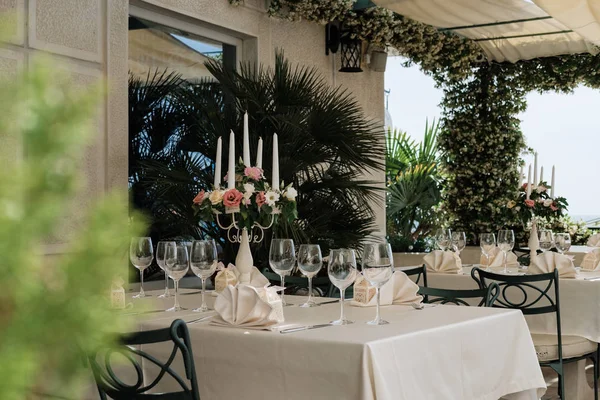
[386,120,442,251]
[129,53,383,271]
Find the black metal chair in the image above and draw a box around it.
[418,281,500,306]
[473,267,599,399]
[89,319,200,400]
[401,264,428,287]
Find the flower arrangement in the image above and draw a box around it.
[508,181,568,222]
[192,159,298,230]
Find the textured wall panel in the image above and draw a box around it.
[106,0,128,190]
[29,0,103,62]
[0,0,25,45]
[42,60,105,245]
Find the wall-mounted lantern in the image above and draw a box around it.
[325,22,363,73]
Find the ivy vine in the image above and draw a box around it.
[229,0,600,242]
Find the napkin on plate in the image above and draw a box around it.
[211,284,279,330]
[424,250,462,274]
[588,233,600,247]
[528,252,577,279]
[479,247,519,268]
[581,248,600,271]
[351,271,422,307]
[212,263,270,296]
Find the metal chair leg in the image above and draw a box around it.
[558,372,565,400]
[594,356,599,400]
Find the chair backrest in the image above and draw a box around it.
[472,267,563,362]
[418,282,500,307]
[89,319,200,400]
[403,265,428,287]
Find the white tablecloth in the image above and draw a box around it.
[416,266,600,342]
[130,290,545,400]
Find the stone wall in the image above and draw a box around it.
[0,0,385,257]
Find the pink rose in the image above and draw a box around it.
[550,204,558,211]
[193,190,205,205]
[222,189,243,207]
[524,199,535,208]
[244,167,263,181]
[521,183,528,190]
[256,191,266,208]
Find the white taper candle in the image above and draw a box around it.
[256,137,263,169]
[533,152,538,185]
[243,112,250,167]
[519,165,524,185]
[214,137,222,189]
[551,165,555,198]
[228,130,235,189]
[527,164,532,200]
[540,166,544,184]
[272,133,279,190]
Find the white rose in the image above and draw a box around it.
[284,187,297,201]
[243,183,255,199]
[264,191,280,206]
[543,199,553,207]
[208,190,224,205]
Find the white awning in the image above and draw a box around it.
[374,0,600,62]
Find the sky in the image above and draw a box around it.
[385,56,600,218]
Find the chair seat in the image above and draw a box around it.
[532,333,597,362]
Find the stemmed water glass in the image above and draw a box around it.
[555,233,571,254]
[451,231,467,254]
[479,233,496,270]
[130,237,154,299]
[269,239,296,306]
[434,228,452,251]
[156,241,173,298]
[190,239,218,312]
[297,244,323,308]
[539,230,554,253]
[328,249,358,325]
[498,230,515,273]
[362,243,394,326]
[164,242,189,312]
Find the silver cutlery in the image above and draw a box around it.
[186,314,215,324]
[279,323,333,334]
[584,276,600,281]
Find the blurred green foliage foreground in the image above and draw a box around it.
[0,60,144,399]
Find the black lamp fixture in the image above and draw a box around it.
[325,22,363,73]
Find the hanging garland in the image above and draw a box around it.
[229,0,600,242]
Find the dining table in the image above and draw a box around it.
[409,264,600,400]
[116,288,547,400]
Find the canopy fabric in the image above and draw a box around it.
[374,0,600,62]
[533,0,600,47]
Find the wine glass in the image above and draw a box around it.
[434,228,451,251]
[190,239,218,312]
[164,242,189,312]
[497,230,515,273]
[539,230,554,253]
[269,239,296,306]
[327,249,358,325]
[479,233,496,270]
[555,233,571,254]
[156,241,174,298]
[451,231,467,254]
[297,244,323,308]
[129,237,154,299]
[362,243,394,326]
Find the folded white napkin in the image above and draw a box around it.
[581,248,600,271]
[424,250,462,274]
[212,284,279,329]
[212,263,269,296]
[351,271,422,307]
[528,252,577,279]
[588,233,600,247]
[234,265,270,288]
[479,247,519,268]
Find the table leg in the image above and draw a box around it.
[564,360,595,400]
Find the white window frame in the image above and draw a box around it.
[129,4,244,66]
